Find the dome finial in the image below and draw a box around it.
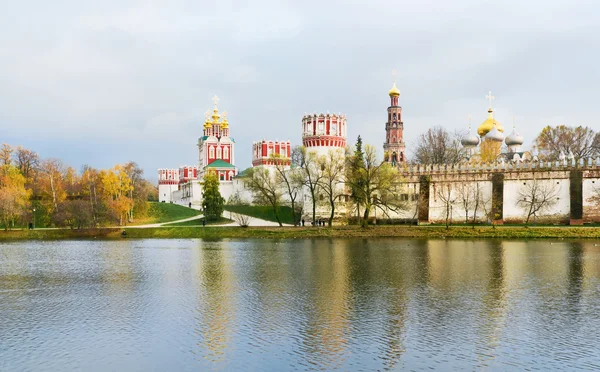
[486,90,495,110]
[388,69,400,97]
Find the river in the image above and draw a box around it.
[1,239,600,371]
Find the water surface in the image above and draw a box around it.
[1,238,600,371]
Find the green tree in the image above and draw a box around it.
[202,171,224,221]
[345,144,407,227]
[347,136,366,220]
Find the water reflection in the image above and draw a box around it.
[2,239,600,371]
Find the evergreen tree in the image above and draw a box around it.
[347,136,366,221]
[202,171,224,221]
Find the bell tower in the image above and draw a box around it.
[383,72,406,165]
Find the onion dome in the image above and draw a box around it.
[485,125,504,142]
[477,109,504,136]
[505,128,524,146]
[221,111,229,129]
[461,131,480,147]
[388,81,400,97]
[203,110,211,128]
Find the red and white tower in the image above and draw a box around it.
[383,76,406,165]
[252,140,291,167]
[302,112,347,157]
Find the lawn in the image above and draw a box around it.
[224,205,298,225]
[138,202,202,224]
[163,217,233,226]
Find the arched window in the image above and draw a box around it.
[393,113,397,119]
[209,146,215,159]
[220,173,224,181]
[216,147,222,159]
[224,146,229,159]
[331,123,337,135]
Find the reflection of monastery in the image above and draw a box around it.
[159,83,600,225]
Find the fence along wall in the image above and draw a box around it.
[400,159,600,225]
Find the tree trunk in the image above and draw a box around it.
[362,206,370,228]
[273,204,283,227]
[311,188,317,227]
[328,197,335,227]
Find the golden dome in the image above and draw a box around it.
[388,82,400,97]
[211,108,220,124]
[221,112,229,128]
[477,109,504,136]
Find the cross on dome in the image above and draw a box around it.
[486,91,495,109]
[212,95,220,107]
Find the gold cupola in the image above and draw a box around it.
[477,108,504,136]
[388,81,400,97]
[477,90,504,136]
[221,111,229,129]
[203,110,211,129]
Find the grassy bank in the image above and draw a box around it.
[137,202,201,224]
[3,225,600,241]
[224,205,297,225]
[162,217,234,226]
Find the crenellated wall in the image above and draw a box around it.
[397,159,600,225]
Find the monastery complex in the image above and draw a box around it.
[158,82,600,225]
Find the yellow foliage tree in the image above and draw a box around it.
[101,165,134,226]
[0,165,31,230]
[479,140,502,163]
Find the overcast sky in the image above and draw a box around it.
[1,0,599,181]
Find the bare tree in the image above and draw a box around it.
[413,126,465,165]
[318,149,346,226]
[297,146,324,226]
[534,125,599,161]
[244,166,284,226]
[456,182,473,224]
[15,146,39,180]
[232,212,250,227]
[272,153,303,226]
[516,178,559,225]
[470,182,490,228]
[435,184,456,229]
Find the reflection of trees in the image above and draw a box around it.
[299,239,351,370]
[194,242,236,365]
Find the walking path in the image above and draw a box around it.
[127,210,290,228]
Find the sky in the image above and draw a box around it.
[1,0,599,181]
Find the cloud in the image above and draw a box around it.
[0,0,599,180]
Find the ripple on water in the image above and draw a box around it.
[2,239,600,371]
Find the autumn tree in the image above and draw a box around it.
[345,144,407,227]
[0,165,31,230]
[297,146,324,225]
[318,149,346,226]
[478,140,502,163]
[516,178,559,225]
[101,165,134,226]
[202,171,224,221]
[0,144,13,166]
[413,126,465,165]
[39,159,67,218]
[244,166,284,226]
[14,146,39,181]
[534,125,599,161]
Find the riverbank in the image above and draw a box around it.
[2,225,600,241]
